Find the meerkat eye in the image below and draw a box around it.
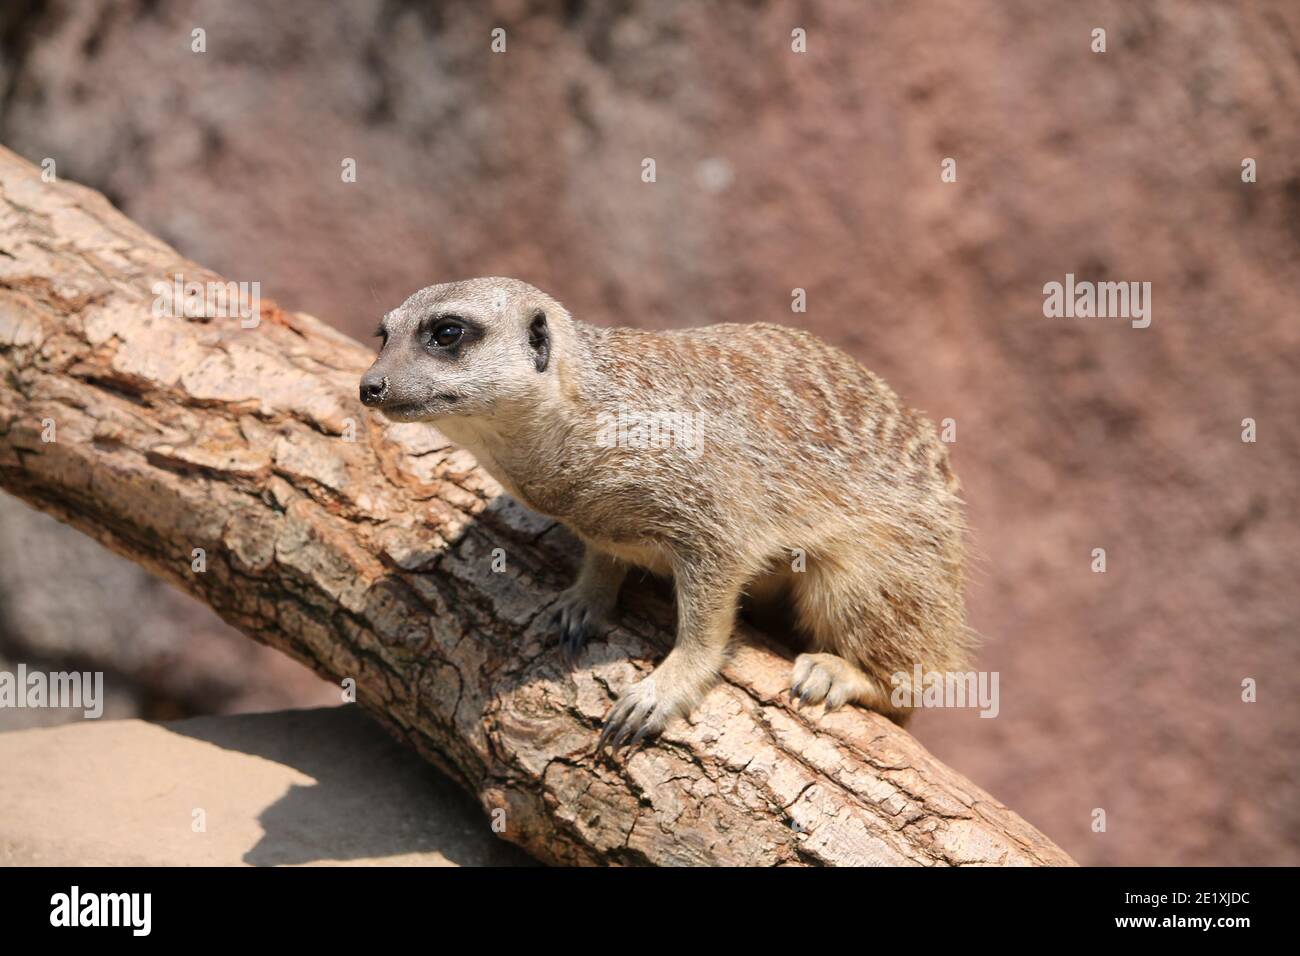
[429,320,465,349]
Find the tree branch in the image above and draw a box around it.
[0,147,1074,866]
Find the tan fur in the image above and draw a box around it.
[361,278,973,749]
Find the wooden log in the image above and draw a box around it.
[0,147,1074,865]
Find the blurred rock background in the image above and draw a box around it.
[1,0,1296,865]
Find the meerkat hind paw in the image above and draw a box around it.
[790,652,874,711]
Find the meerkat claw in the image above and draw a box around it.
[551,605,587,665]
[549,594,600,666]
[597,678,666,754]
[597,698,641,753]
[596,709,626,753]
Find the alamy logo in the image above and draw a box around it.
[595,404,706,459]
[151,273,261,328]
[50,886,151,936]
[0,665,103,718]
[890,666,1000,718]
[1042,273,1151,328]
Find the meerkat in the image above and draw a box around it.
[360,278,973,751]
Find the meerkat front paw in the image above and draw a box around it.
[548,586,615,665]
[597,677,686,753]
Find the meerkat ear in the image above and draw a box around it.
[528,310,550,372]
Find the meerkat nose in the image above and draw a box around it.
[359,374,390,406]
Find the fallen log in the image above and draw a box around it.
[0,146,1074,865]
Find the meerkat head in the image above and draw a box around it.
[360,277,566,422]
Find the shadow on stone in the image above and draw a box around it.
[166,706,535,866]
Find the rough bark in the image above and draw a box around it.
[0,147,1074,866]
